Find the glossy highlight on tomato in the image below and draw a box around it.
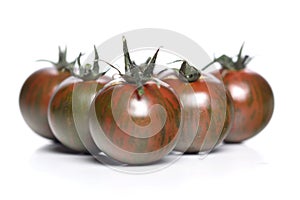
[19,48,73,139]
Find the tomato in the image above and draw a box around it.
[48,49,111,153]
[90,80,181,164]
[158,61,234,153]
[213,45,274,143]
[89,37,182,164]
[19,47,73,139]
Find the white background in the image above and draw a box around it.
[0,0,299,199]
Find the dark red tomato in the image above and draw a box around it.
[19,48,73,139]
[48,49,111,153]
[212,45,274,143]
[48,76,111,153]
[159,63,233,153]
[217,68,274,143]
[218,91,234,146]
[89,79,182,164]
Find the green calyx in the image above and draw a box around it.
[37,46,75,71]
[121,36,160,97]
[167,60,201,83]
[70,46,108,81]
[214,43,252,71]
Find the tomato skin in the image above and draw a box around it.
[89,80,182,164]
[218,68,274,143]
[19,68,70,139]
[219,91,234,145]
[48,76,111,153]
[162,72,233,153]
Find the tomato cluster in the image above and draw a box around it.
[20,39,274,165]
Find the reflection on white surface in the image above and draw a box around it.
[30,143,264,182]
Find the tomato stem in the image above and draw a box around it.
[93,45,100,73]
[99,59,122,75]
[123,36,134,74]
[70,48,109,81]
[207,43,252,71]
[121,36,161,97]
[143,48,160,79]
[201,59,218,71]
[37,46,75,71]
[167,60,201,82]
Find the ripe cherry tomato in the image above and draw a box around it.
[48,48,111,153]
[213,45,274,143]
[158,61,234,153]
[89,37,182,164]
[19,47,74,139]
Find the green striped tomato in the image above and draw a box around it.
[160,69,233,153]
[19,48,73,140]
[212,45,274,143]
[20,68,71,140]
[218,68,274,143]
[89,78,182,165]
[48,76,111,153]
